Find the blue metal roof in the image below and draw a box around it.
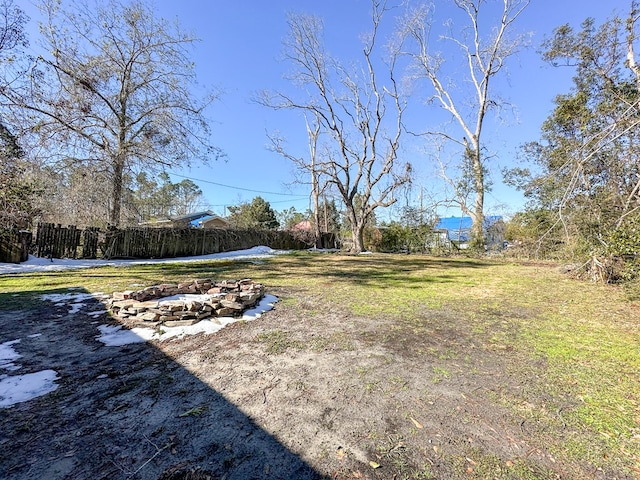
[189,215,215,227]
[435,216,473,231]
[435,216,502,243]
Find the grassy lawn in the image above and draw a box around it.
[1,252,638,478]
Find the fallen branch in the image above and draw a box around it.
[127,435,173,479]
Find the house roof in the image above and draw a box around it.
[435,216,473,232]
[292,220,312,231]
[190,214,229,228]
[434,216,502,242]
[138,211,219,227]
[169,210,215,223]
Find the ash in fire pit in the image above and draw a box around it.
[103,279,265,328]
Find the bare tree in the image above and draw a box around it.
[305,114,323,248]
[1,0,219,226]
[0,0,27,56]
[623,1,640,225]
[261,1,412,253]
[627,0,640,90]
[399,0,529,248]
[0,0,41,231]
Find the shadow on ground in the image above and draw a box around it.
[0,288,324,480]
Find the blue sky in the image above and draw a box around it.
[21,0,630,220]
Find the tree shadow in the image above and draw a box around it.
[0,288,325,480]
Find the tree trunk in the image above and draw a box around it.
[346,206,365,253]
[470,146,485,250]
[307,117,322,249]
[352,224,365,253]
[110,155,125,226]
[311,164,322,249]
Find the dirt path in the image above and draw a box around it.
[0,285,632,479]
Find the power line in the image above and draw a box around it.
[167,171,308,197]
[205,197,310,208]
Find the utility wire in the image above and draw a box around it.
[204,197,310,208]
[167,171,308,198]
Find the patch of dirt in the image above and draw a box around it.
[0,287,632,479]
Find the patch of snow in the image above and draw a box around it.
[96,324,148,346]
[0,340,22,371]
[0,245,288,275]
[159,293,210,303]
[0,340,60,408]
[39,292,110,316]
[40,292,100,303]
[67,303,85,315]
[154,317,233,341]
[0,370,60,408]
[0,364,21,372]
[242,294,279,320]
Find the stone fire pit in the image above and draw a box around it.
[103,278,265,328]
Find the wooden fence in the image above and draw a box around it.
[34,223,83,259]
[0,229,32,264]
[33,223,329,260]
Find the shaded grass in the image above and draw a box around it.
[1,251,638,477]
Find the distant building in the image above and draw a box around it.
[139,211,230,229]
[168,211,214,228]
[191,214,230,229]
[291,220,312,231]
[434,216,504,250]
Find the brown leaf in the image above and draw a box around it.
[336,446,347,459]
[409,416,423,429]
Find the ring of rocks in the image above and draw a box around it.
[103,279,266,328]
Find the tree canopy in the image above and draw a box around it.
[0,0,40,231]
[0,123,40,230]
[507,6,640,280]
[132,172,204,222]
[227,197,279,230]
[1,0,219,226]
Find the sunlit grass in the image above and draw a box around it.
[473,264,640,473]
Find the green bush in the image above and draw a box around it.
[603,217,640,282]
[373,223,434,253]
